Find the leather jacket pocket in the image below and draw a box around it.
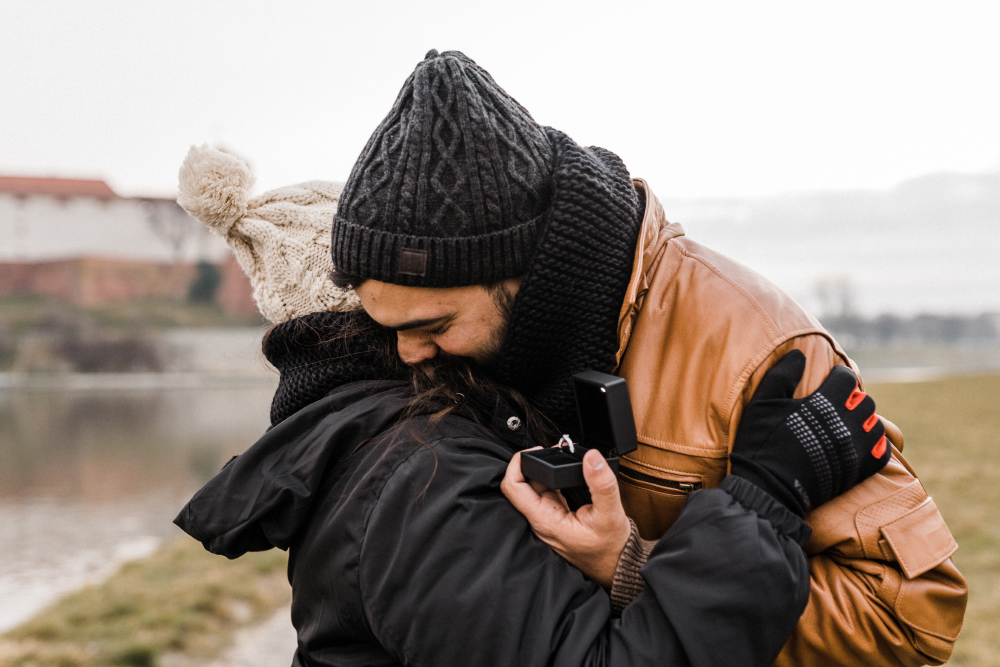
[855,482,965,664]
[879,496,957,578]
[879,496,964,663]
[618,462,704,540]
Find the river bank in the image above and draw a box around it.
[0,367,277,634]
[1,537,291,666]
[163,607,296,667]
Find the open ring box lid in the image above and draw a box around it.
[520,370,638,489]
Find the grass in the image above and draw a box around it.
[0,373,994,666]
[0,537,290,667]
[867,373,1000,667]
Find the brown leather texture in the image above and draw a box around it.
[614,182,967,666]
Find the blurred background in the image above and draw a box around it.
[1,0,997,664]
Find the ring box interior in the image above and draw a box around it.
[520,370,638,489]
[520,445,620,489]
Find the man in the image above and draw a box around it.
[330,49,966,665]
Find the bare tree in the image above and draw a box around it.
[143,199,203,264]
[814,275,857,319]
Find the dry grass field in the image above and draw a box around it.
[0,538,290,666]
[868,373,1000,666]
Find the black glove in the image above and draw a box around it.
[729,350,891,516]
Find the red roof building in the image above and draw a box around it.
[0,176,118,200]
[0,174,256,314]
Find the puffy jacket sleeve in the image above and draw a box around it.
[742,335,968,667]
[358,428,811,667]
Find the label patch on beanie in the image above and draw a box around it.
[398,248,428,277]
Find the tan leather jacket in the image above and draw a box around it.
[613,181,967,666]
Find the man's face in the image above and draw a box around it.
[355,278,521,367]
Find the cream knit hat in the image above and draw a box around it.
[177,144,359,323]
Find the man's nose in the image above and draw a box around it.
[397,333,439,365]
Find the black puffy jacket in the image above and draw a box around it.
[176,379,810,667]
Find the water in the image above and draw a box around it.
[0,377,277,632]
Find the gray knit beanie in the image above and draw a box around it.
[331,49,553,287]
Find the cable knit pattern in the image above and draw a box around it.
[178,144,359,323]
[332,50,553,287]
[498,129,641,432]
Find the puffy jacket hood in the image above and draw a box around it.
[174,380,412,558]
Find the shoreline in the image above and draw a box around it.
[0,370,277,392]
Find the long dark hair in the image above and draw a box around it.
[406,356,558,448]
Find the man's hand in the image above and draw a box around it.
[501,447,631,589]
[729,349,891,516]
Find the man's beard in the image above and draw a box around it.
[477,280,516,371]
[416,280,516,377]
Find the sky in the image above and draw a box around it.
[2,0,999,200]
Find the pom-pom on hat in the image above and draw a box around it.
[332,49,553,287]
[177,144,359,323]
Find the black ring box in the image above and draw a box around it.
[520,370,638,489]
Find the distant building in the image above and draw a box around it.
[0,176,255,314]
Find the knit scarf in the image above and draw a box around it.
[263,310,408,426]
[497,128,642,434]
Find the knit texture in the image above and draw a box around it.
[178,144,359,323]
[332,50,553,286]
[497,128,642,432]
[610,518,656,614]
[263,310,407,426]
